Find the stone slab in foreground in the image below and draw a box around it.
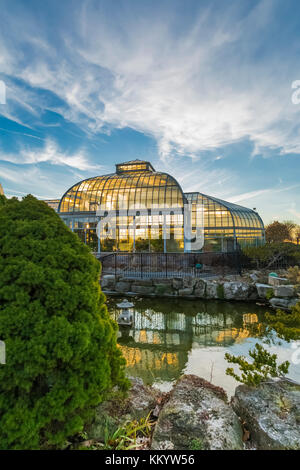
[232,378,300,450]
[151,374,244,450]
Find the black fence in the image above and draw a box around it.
[239,252,299,271]
[98,251,242,279]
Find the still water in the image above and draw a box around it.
[107,297,300,397]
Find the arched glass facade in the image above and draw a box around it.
[185,192,264,252]
[58,160,265,253]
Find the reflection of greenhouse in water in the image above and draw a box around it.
[110,304,260,384]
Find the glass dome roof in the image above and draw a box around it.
[58,160,265,252]
[58,160,185,213]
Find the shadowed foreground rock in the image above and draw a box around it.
[232,378,300,450]
[151,375,244,450]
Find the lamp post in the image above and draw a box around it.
[116,299,134,327]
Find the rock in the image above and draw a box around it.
[194,279,206,297]
[101,274,116,280]
[269,297,298,310]
[178,288,193,296]
[205,281,218,299]
[172,278,183,290]
[129,278,153,286]
[269,297,290,309]
[125,377,162,419]
[151,375,244,450]
[86,377,162,441]
[117,276,136,283]
[183,277,197,288]
[101,274,116,289]
[153,278,173,285]
[288,298,299,308]
[131,285,155,295]
[256,283,274,299]
[248,287,260,300]
[223,282,251,301]
[274,285,295,298]
[232,378,300,450]
[115,281,131,292]
[269,275,289,287]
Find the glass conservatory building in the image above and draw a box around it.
[58,160,265,253]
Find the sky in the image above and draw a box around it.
[0,0,300,224]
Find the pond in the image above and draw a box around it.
[107,296,300,397]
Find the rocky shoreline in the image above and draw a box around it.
[85,375,300,450]
[100,270,300,310]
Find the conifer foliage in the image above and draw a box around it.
[0,195,127,449]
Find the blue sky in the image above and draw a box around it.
[0,0,300,224]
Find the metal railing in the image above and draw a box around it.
[98,251,241,279]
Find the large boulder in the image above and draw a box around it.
[205,281,218,299]
[130,278,153,286]
[172,278,183,290]
[194,279,206,297]
[86,377,162,441]
[183,277,197,289]
[178,287,194,296]
[268,275,289,287]
[232,378,300,450]
[256,283,274,299]
[274,285,295,298]
[101,274,116,290]
[131,285,155,295]
[223,281,253,300]
[115,281,131,292]
[269,297,298,310]
[151,375,244,450]
[155,278,173,286]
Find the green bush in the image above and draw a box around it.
[189,438,204,450]
[287,266,300,285]
[0,195,128,449]
[242,242,300,269]
[265,288,274,300]
[135,238,149,252]
[225,343,290,387]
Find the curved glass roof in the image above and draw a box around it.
[58,160,265,252]
[58,160,185,213]
[58,160,265,244]
[185,192,264,231]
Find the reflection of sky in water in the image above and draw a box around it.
[107,297,300,397]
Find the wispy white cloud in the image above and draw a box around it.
[224,183,300,224]
[0,138,102,171]
[228,188,271,203]
[1,0,300,163]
